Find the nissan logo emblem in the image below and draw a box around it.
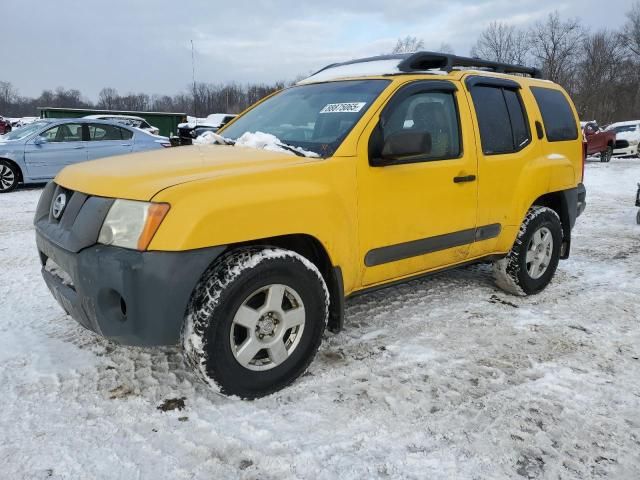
[52,193,67,219]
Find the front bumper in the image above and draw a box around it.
[36,231,226,346]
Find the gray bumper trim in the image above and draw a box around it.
[37,232,226,346]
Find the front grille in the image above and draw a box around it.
[34,182,115,253]
[615,140,629,149]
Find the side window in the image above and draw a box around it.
[88,123,125,141]
[504,89,530,149]
[120,127,133,140]
[530,87,578,142]
[381,90,461,160]
[40,123,84,143]
[470,86,530,154]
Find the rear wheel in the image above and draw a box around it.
[493,206,563,296]
[183,247,329,399]
[600,146,612,163]
[0,161,19,193]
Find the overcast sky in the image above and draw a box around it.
[3,0,633,100]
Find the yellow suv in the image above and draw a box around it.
[35,52,586,398]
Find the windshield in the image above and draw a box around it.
[2,120,50,141]
[220,80,390,156]
[611,125,638,133]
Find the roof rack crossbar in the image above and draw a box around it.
[310,51,542,79]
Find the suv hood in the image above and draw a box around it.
[55,145,314,201]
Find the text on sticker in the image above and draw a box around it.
[319,102,366,114]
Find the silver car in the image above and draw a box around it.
[83,114,161,135]
[0,118,171,193]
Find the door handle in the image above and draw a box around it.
[453,175,476,183]
[73,145,84,149]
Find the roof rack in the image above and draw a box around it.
[312,51,542,79]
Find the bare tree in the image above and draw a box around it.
[621,1,640,57]
[392,36,425,54]
[471,22,530,64]
[0,81,18,107]
[574,30,626,122]
[97,87,119,110]
[529,12,584,88]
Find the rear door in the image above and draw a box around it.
[463,76,540,257]
[23,123,87,178]
[86,123,134,160]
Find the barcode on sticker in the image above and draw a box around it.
[319,102,366,114]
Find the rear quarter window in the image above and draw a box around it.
[530,87,578,142]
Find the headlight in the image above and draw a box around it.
[98,199,170,251]
[628,139,639,146]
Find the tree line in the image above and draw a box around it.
[0,81,284,118]
[469,4,640,124]
[1,3,639,124]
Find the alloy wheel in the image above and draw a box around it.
[229,283,306,371]
[525,226,554,279]
[0,164,16,192]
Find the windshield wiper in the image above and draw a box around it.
[274,141,306,157]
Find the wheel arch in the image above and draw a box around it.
[531,190,573,259]
[226,233,345,333]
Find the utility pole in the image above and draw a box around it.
[191,40,197,120]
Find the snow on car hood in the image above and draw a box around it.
[194,131,320,158]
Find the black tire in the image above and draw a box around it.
[183,247,329,399]
[636,210,640,225]
[600,146,612,163]
[0,160,19,193]
[493,206,563,296]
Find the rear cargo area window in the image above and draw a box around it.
[470,86,530,155]
[530,87,578,142]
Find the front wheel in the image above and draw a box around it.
[600,146,612,163]
[0,160,19,193]
[493,206,563,296]
[183,247,329,399]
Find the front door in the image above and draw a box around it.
[24,123,87,179]
[357,80,479,287]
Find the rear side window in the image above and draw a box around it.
[120,127,134,140]
[530,87,578,142]
[470,86,530,154]
[88,124,133,141]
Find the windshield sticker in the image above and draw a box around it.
[319,102,366,114]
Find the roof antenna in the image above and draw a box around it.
[191,40,197,122]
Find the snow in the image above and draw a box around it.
[299,59,404,84]
[179,114,236,129]
[1,158,640,478]
[194,130,320,158]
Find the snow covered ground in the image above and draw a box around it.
[1,158,639,479]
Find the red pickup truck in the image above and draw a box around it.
[0,116,12,135]
[582,121,616,162]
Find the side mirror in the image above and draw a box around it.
[33,136,48,145]
[371,131,431,167]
